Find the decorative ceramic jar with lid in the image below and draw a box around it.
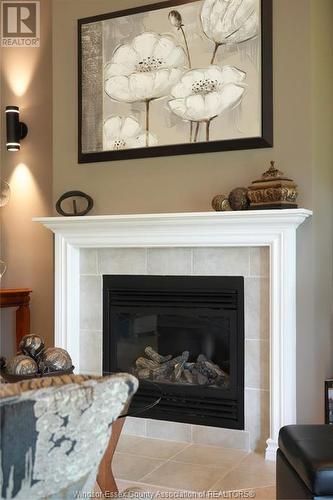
[247,161,298,209]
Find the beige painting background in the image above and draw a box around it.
[81,0,261,152]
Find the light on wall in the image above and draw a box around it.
[5,106,28,152]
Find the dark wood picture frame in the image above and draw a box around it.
[325,380,333,424]
[78,0,273,163]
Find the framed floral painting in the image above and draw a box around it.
[78,0,272,163]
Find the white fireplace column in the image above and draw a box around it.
[35,209,312,460]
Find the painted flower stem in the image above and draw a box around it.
[179,23,193,143]
[206,120,211,141]
[210,42,221,64]
[194,122,200,142]
[145,100,150,147]
[180,26,192,68]
[206,116,217,141]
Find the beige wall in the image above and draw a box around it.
[301,0,333,421]
[0,0,53,355]
[53,0,314,213]
[52,0,333,422]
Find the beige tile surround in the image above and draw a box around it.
[80,247,270,452]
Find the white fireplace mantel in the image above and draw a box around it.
[35,209,312,460]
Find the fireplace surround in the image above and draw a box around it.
[35,209,312,459]
[103,274,244,429]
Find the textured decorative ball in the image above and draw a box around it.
[228,187,250,211]
[211,194,232,212]
[6,355,38,376]
[39,347,72,373]
[19,334,45,359]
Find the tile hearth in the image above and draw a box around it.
[95,435,276,497]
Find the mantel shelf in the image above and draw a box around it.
[34,209,312,248]
[34,208,312,226]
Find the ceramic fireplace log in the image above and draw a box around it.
[137,368,150,379]
[183,369,194,384]
[174,360,187,381]
[144,346,172,364]
[135,357,158,370]
[205,360,229,379]
[196,361,220,380]
[195,370,209,385]
[151,353,187,377]
[133,348,229,387]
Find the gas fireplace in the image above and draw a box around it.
[103,275,244,429]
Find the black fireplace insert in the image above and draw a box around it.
[103,275,244,429]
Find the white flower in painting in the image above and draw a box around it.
[105,32,187,103]
[168,65,246,122]
[201,0,259,46]
[103,116,157,150]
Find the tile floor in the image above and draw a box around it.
[108,435,276,498]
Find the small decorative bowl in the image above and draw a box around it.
[0,366,75,383]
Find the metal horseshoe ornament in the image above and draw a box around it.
[55,191,94,217]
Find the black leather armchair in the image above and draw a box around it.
[277,425,333,499]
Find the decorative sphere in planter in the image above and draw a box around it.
[39,347,73,374]
[19,334,45,359]
[6,355,38,376]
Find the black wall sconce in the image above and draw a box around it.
[5,106,28,152]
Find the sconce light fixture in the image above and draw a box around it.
[5,106,28,152]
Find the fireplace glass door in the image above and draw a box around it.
[112,309,233,389]
[103,275,244,429]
